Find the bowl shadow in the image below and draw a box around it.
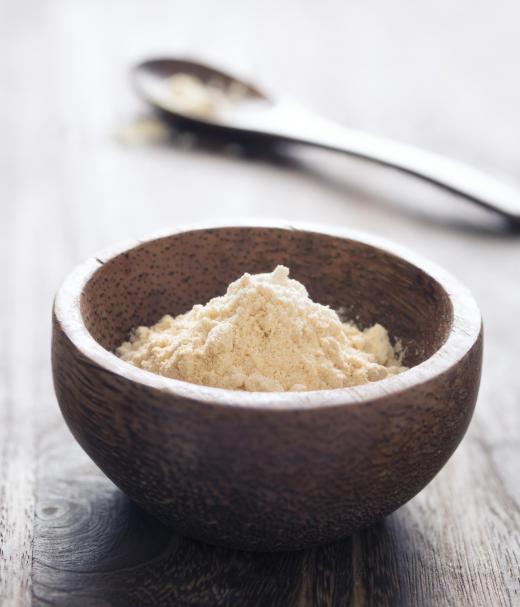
[32,481,355,607]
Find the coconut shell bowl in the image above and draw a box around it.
[51,223,482,551]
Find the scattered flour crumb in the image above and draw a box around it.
[116,266,407,392]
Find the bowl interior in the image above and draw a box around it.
[80,227,453,369]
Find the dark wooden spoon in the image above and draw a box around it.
[133,57,520,226]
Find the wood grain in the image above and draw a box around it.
[1,0,519,605]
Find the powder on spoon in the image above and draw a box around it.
[116,265,406,392]
[163,73,249,119]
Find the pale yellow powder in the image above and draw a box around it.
[164,73,249,119]
[116,266,407,392]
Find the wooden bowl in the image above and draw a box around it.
[52,222,482,551]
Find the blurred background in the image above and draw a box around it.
[5,0,520,248]
[2,1,519,605]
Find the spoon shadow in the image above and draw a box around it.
[289,150,520,238]
[119,113,519,238]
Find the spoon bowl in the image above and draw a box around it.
[133,58,274,141]
[134,57,268,101]
[52,222,482,551]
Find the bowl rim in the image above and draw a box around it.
[53,220,482,411]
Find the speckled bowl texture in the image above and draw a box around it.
[52,223,482,551]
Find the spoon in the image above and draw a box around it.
[133,58,520,225]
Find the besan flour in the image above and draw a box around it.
[117,266,406,392]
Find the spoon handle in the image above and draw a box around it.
[274,105,520,223]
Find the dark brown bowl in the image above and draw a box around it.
[52,222,482,551]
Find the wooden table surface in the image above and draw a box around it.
[1,1,519,605]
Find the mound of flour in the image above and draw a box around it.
[117,265,406,392]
